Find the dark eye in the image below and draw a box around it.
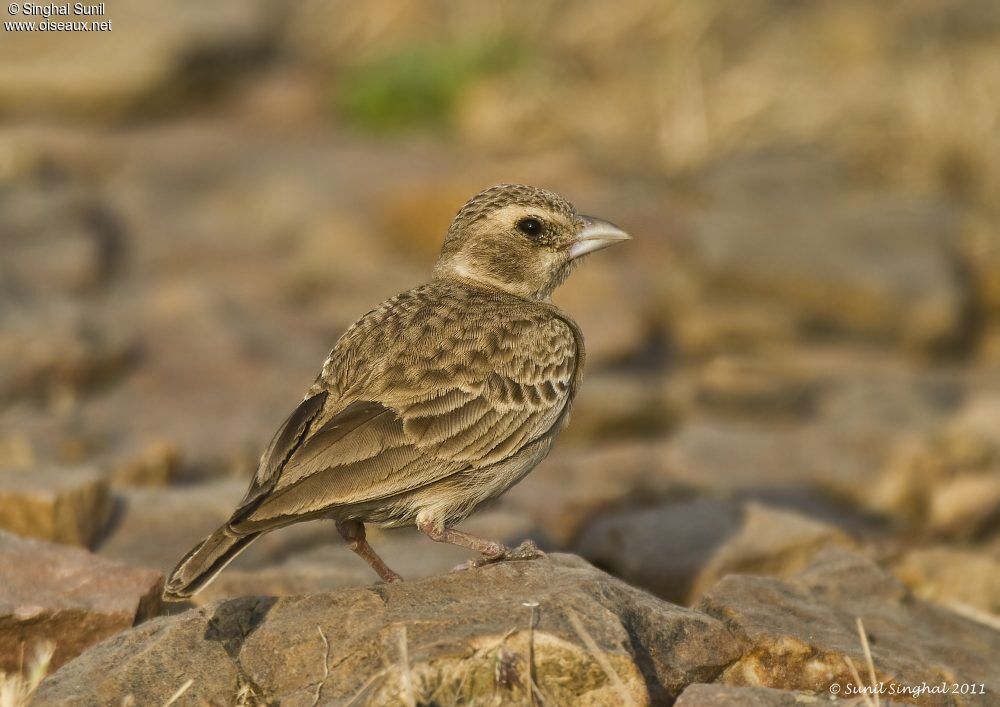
[516,217,544,238]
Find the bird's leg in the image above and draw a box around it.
[336,520,402,583]
[417,518,544,567]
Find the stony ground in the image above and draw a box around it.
[2,1,1000,705]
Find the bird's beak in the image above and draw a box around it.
[568,216,631,260]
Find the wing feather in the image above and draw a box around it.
[231,284,582,531]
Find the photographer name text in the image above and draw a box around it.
[15,3,104,17]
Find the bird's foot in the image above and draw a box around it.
[504,539,545,561]
[450,539,545,572]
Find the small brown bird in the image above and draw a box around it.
[164,184,629,600]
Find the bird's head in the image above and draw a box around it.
[433,184,630,300]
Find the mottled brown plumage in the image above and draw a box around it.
[164,184,629,599]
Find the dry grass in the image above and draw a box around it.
[0,642,53,707]
[843,617,879,707]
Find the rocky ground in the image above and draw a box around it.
[3,1,1000,705]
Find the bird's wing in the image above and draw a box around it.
[232,293,581,528]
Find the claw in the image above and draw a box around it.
[505,539,545,561]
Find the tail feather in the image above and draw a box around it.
[163,526,261,601]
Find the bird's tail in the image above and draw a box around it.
[162,525,261,601]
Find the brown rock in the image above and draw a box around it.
[104,438,182,487]
[577,499,856,604]
[37,555,740,706]
[0,530,162,672]
[893,545,1000,617]
[0,467,110,547]
[698,549,1000,704]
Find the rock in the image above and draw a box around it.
[503,440,689,546]
[892,545,1000,616]
[577,500,856,604]
[928,474,1000,541]
[0,467,110,547]
[697,548,1000,703]
[0,1,278,119]
[37,555,740,705]
[558,371,675,444]
[875,429,1000,537]
[689,354,820,419]
[554,255,649,366]
[103,438,182,487]
[0,530,162,672]
[675,683,897,706]
[683,150,971,352]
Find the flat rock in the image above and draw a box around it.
[577,499,856,604]
[37,555,740,706]
[0,467,110,547]
[697,548,1000,705]
[0,530,162,672]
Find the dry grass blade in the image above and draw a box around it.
[161,678,194,707]
[565,608,636,707]
[311,626,330,707]
[0,642,54,707]
[856,617,879,707]
[522,601,540,707]
[343,667,390,707]
[843,656,875,707]
[397,625,415,707]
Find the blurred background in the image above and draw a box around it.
[2,0,999,645]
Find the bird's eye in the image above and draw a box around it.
[516,217,544,238]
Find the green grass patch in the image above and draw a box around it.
[336,35,524,133]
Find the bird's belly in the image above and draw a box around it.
[364,436,553,529]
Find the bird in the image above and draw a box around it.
[163,183,630,600]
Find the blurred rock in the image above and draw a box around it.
[876,431,1000,538]
[503,440,690,546]
[929,474,1000,541]
[688,354,820,419]
[554,255,649,366]
[0,305,137,406]
[698,549,1000,701]
[97,480,333,573]
[0,1,279,119]
[577,499,855,604]
[37,555,740,705]
[0,467,110,547]
[0,530,162,673]
[682,150,971,353]
[559,371,675,444]
[104,438,182,487]
[675,683,899,707]
[893,545,1000,616]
